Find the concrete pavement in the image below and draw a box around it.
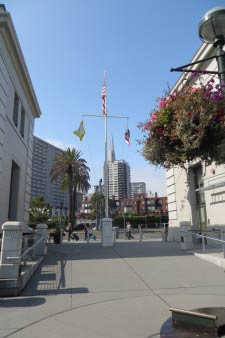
[0,239,225,338]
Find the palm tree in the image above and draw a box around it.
[50,148,90,226]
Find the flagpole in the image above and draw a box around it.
[104,72,109,218]
[104,113,108,218]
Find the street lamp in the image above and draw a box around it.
[171,7,225,90]
[199,7,225,86]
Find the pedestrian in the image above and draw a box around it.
[67,222,73,241]
[126,221,134,240]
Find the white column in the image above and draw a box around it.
[102,218,113,247]
[0,221,25,279]
[34,224,48,256]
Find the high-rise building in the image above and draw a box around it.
[131,182,146,197]
[31,136,68,213]
[105,136,131,200]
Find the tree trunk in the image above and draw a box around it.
[68,169,74,225]
[73,185,77,228]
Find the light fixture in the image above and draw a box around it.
[199,7,225,45]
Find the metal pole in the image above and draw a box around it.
[216,42,225,89]
[104,114,108,218]
[221,231,225,258]
[124,207,126,238]
[202,235,206,253]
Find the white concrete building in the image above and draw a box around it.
[167,42,225,241]
[0,5,41,226]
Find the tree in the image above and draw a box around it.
[50,148,90,226]
[90,192,105,223]
[29,196,50,226]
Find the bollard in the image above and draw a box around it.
[34,224,48,256]
[112,227,116,242]
[221,232,225,258]
[102,218,113,247]
[139,227,143,242]
[202,234,206,253]
[0,221,25,279]
[87,228,90,244]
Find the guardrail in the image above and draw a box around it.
[112,224,169,242]
[190,230,225,258]
[6,236,45,265]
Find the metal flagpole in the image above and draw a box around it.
[82,74,129,222]
[104,109,108,218]
[103,71,108,218]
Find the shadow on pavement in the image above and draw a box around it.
[0,297,46,307]
[21,240,191,297]
[23,287,89,296]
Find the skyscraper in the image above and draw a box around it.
[31,136,68,212]
[105,136,131,200]
[131,182,146,197]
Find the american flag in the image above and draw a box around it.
[102,83,106,116]
[125,129,130,146]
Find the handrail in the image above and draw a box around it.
[196,234,225,244]
[7,236,44,260]
[189,230,225,258]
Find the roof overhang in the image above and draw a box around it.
[195,181,225,192]
[0,8,41,118]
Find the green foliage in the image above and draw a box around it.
[50,147,90,226]
[29,196,50,225]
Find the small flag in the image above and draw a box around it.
[125,129,130,146]
[102,81,107,116]
[73,121,85,141]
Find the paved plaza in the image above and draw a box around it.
[0,239,225,338]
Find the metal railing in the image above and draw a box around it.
[190,230,225,258]
[113,224,168,242]
[7,236,45,264]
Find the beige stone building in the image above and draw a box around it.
[0,5,41,226]
[167,42,225,241]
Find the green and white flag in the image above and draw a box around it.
[73,120,85,141]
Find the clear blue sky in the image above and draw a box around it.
[3,0,223,195]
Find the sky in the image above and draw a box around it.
[3,0,223,196]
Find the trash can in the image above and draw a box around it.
[180,221,193,249]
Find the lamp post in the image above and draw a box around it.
[199,7,225,87]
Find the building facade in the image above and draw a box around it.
[167,42,225,241]
[0,5,41,226]
[131,182,146,197]
[31,136,68,214]
[119,194,168,217]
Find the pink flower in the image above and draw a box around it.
[160,99,166,108]
[151,114,157,121]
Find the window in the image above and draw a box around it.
[13,93,19,126]
[20,107,25,137]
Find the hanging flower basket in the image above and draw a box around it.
[139,80,225,168]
